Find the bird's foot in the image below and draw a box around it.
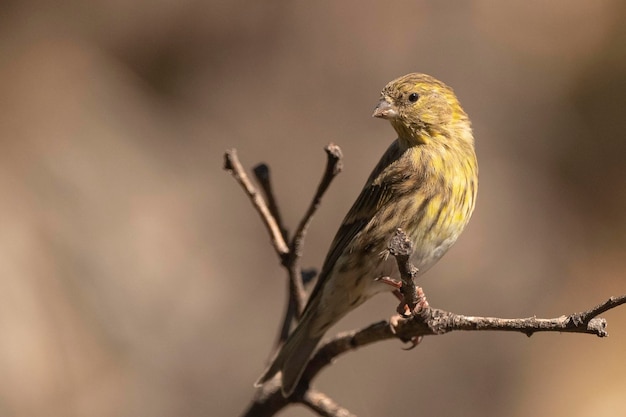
[378,276,430,317]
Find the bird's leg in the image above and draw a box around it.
[376,276,411,316]
[376,276,402,289]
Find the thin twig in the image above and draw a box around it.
[224,150,289,260]
[291,143,344,259]
[301,389,357,417]
[288,144,344,317]
[253,163,289,242]
[569,295,626,325]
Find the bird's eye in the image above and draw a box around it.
[408,93,419,103]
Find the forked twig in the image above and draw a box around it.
[224,150,289,260]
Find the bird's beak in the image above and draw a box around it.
[372,99,398,119]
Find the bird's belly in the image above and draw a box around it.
[409,235,457,276]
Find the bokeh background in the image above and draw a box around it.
[1,1,625,416]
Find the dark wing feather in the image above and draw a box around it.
[302,140,405,315]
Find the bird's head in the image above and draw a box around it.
[373,73,472,147]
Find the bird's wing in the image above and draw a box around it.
[302,140,406,315]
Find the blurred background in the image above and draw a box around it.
[1,1,625,416]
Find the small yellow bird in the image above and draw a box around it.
[257,73,478,396]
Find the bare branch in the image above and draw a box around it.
[224,149,289,260]
[406,307,609,337]
[291,294,621,398]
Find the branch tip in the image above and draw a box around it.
[324,143,344,175]
[223,148,237,171]
[388,228,413,258]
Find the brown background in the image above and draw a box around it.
[1,1,625,416]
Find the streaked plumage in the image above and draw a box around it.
[257,73,478,396]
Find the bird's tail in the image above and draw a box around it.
[255,309,322,397]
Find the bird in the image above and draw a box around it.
[256,73,478,396]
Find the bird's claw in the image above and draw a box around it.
[397,301,412,317]
[402,335,424,350]
[389,313,406,334]
[389,314,424,349]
